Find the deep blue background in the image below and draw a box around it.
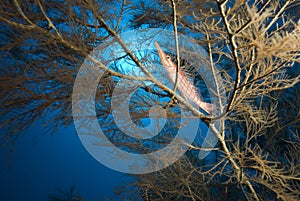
[0,122,129,201]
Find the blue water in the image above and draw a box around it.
[0,123,128,201]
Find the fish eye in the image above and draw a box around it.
[166,56,171,60]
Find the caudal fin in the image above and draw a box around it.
[199,102,214,115]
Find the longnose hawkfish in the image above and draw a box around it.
[155,42,214,114]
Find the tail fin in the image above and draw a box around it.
[199,102,214,115]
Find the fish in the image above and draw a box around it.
[155,42,214,114]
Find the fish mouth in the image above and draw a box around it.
[155,42,170,67]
